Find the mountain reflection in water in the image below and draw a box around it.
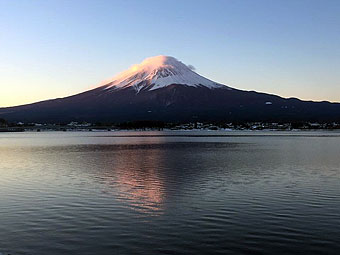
[0,131,340,255]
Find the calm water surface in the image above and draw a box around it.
[0,131,340,254]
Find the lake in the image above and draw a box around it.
[0,131,340,255]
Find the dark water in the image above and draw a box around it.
[0,131,340,255]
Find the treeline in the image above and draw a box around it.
[2,118,340,130]
[116,121,166,130]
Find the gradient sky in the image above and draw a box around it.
[0,0,339,107]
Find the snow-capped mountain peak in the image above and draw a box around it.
[100,55,228,92]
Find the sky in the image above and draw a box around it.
[0,0,339,107]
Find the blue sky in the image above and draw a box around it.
[0,0,339,106]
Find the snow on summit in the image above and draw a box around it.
[100,55,228,92]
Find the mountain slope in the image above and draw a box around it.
[0,56,339,123]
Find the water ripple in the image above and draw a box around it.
[0,131,340,254]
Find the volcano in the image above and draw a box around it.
[1,55,340,123]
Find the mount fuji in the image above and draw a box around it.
[1,55,340,123]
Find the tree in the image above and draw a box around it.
[0,118,7,127]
